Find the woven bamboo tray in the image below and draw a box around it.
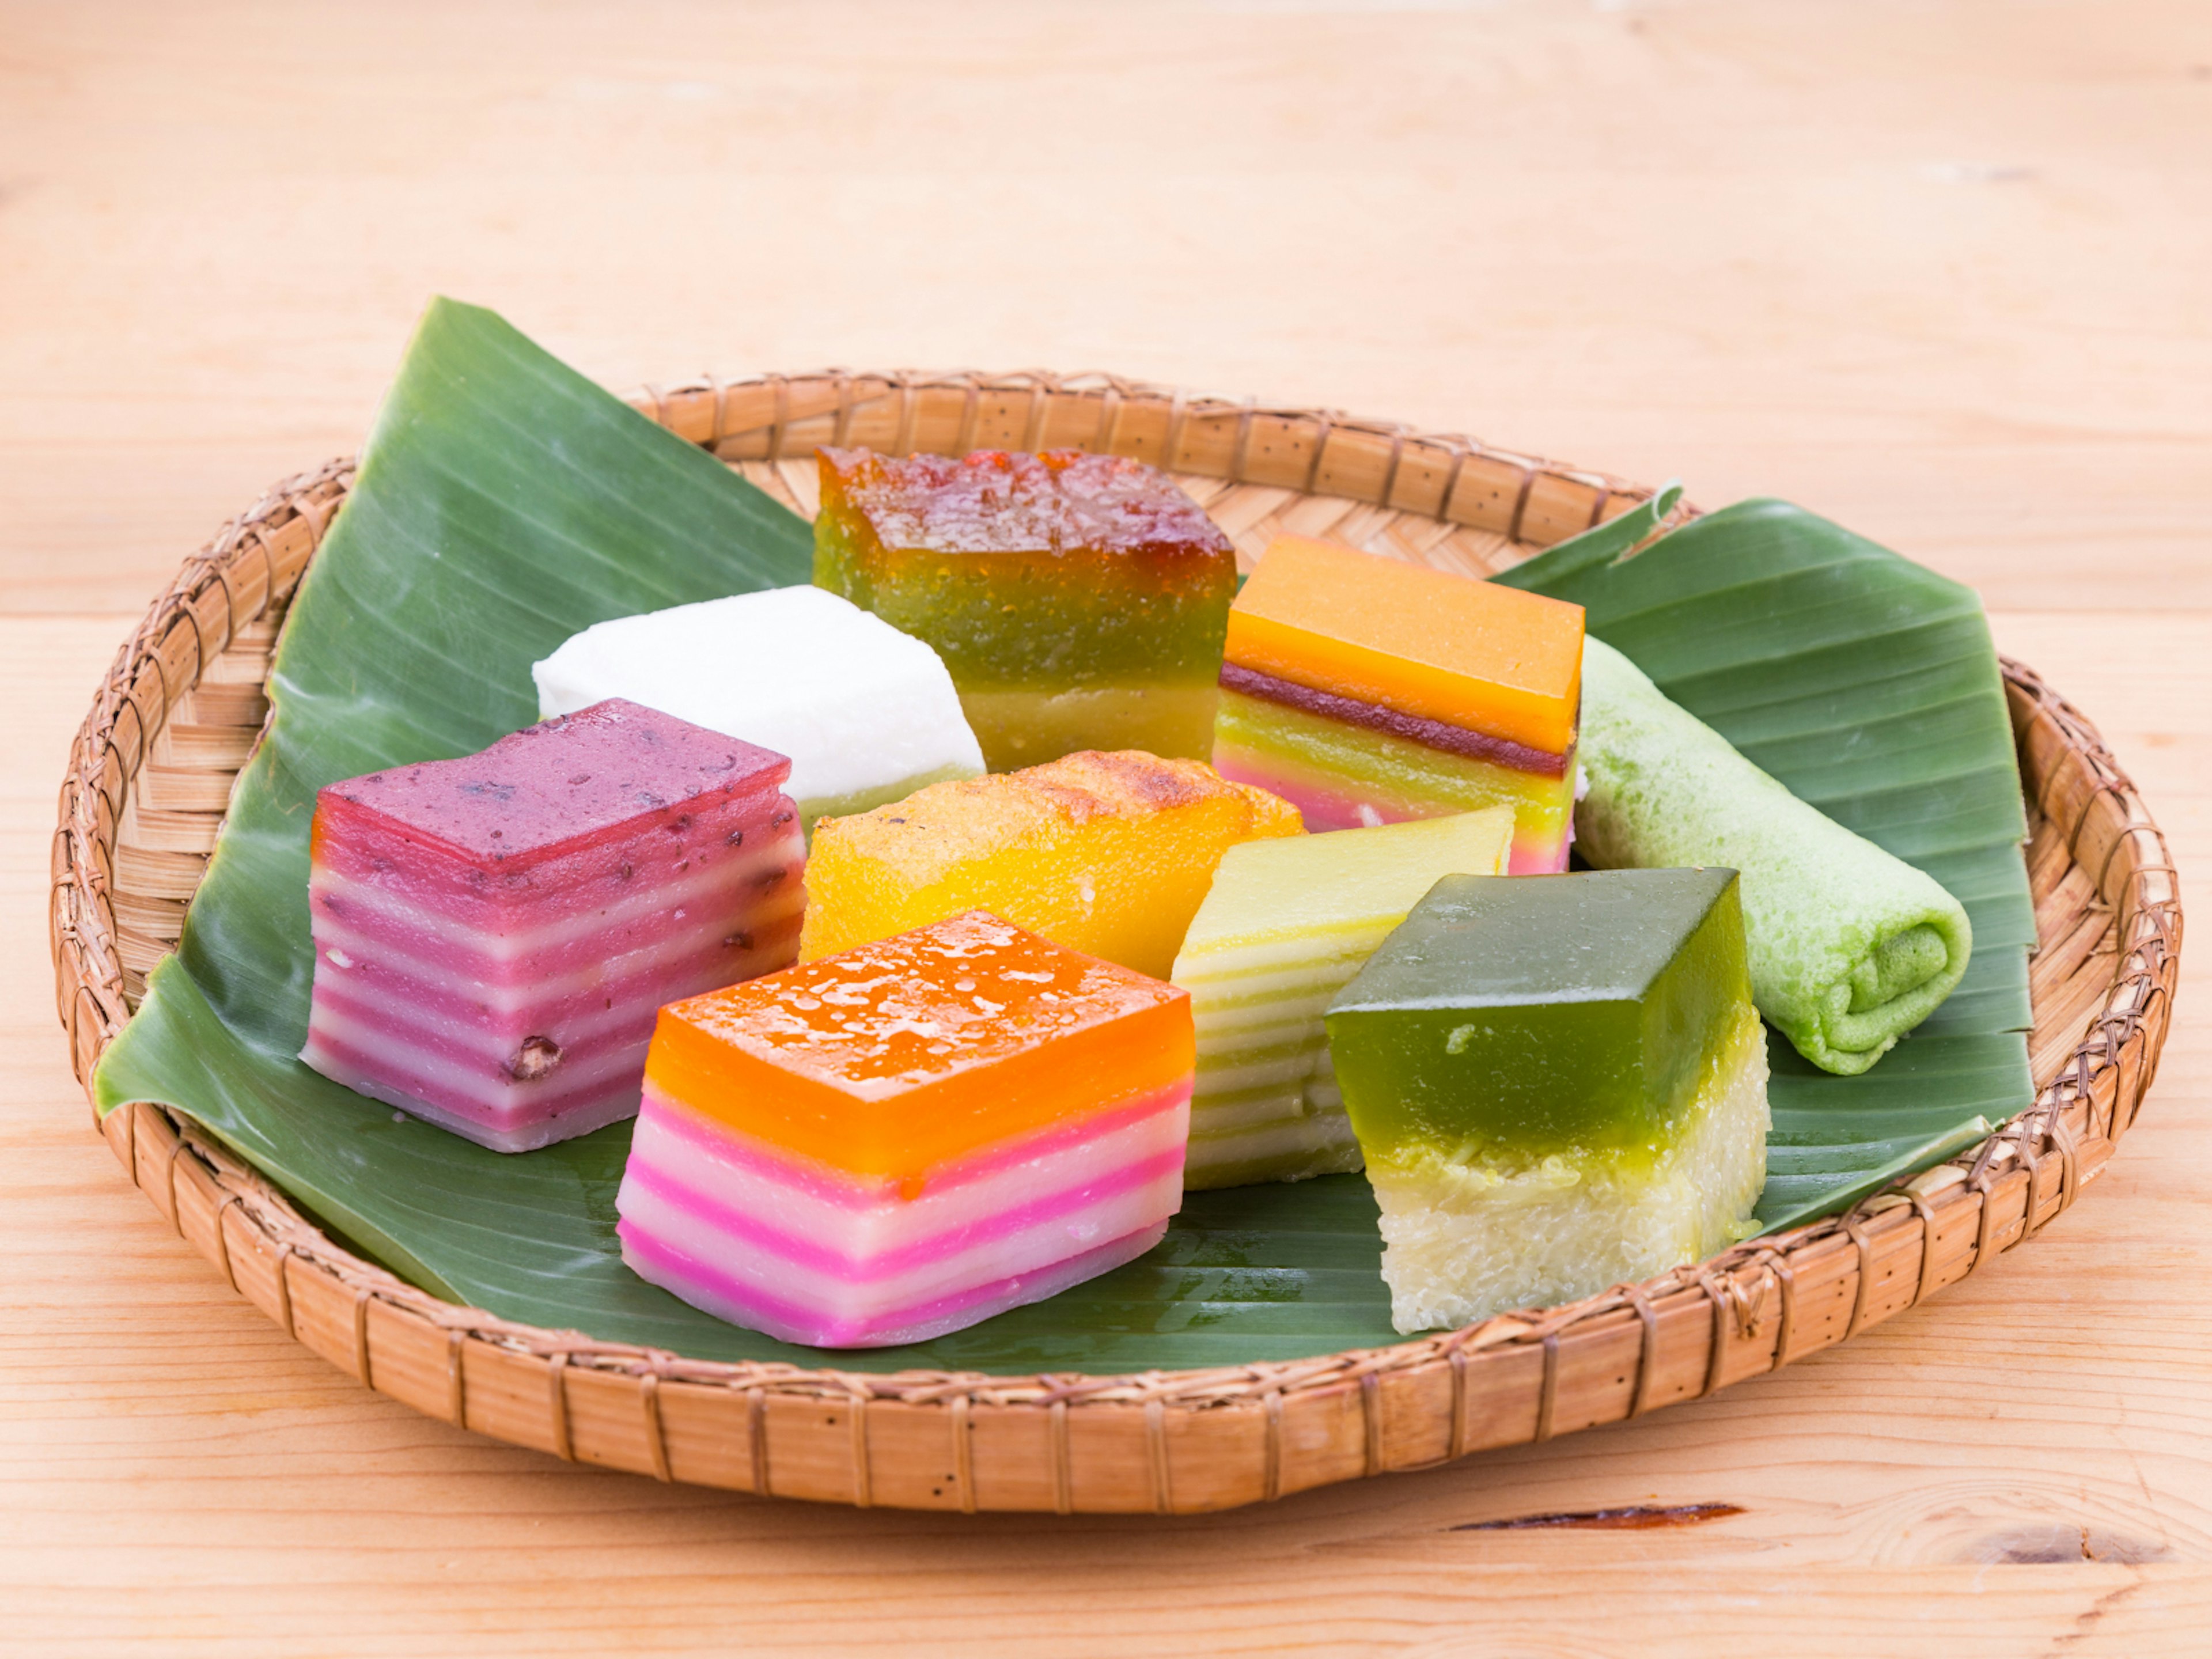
[51,370,2182,1514]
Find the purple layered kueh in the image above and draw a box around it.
[301,698,807,1152]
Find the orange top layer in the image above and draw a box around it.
[644,911,1193,1183]
[798,750,1302,978]
[1224,537,1585,755]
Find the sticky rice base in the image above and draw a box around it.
[1367,1005,1770,1335]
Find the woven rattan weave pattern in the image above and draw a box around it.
[49,370,2181,1513]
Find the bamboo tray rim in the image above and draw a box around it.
[48,368,2184,1513]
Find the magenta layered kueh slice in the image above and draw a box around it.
[618,911,1194,1347]
[619,1084,1191,1348]
[301,698,805,1152]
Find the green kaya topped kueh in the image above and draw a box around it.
[1327,867,1771,1335]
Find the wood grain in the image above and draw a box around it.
[2,0,2210,1650]
[5,613,2208,1653]
[1,0,2209,614]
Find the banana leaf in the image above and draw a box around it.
[96,300,2029,1372]
[1497,493,2034,1229]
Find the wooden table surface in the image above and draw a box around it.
[3,2,2207,1653]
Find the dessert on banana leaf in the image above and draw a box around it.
[301,699,806,1153]
[532,584,984,834]
[1327,868,1769,1334]
[813,447,1237,771]
[1170,808,1514,1191]
[798,749,1301,979]
[617,911,1192,1347]
[1576,637,1973,1075]
[1211,536,1584,872]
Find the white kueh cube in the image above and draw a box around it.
[533,585,986,830]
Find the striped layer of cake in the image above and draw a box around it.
[1210,672,1574,873]
[1178,933,1376,1188]
[1171,810,1515,1189]
[617,1080,1188,1347]
[1215,537,1584,870]
[613,911,1194,1348]
[300,699,805,1152]
[305,833,804,1150]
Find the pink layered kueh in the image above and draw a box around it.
[1210,748,1573,873]
[301,903,802,1146]
[616,1080,1191,1347]
[620,1224,1168,1354]
[300,698,806,1153]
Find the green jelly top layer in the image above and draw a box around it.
[814,448,1236,684]
[1325,868,1751,1165]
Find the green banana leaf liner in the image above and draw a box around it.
[96,300,2032,1372]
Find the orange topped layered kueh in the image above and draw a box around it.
[643,915,1191,1182]
[617,912,1195,1347]
[1211,537,1586,872]
[1224,536,1584,755]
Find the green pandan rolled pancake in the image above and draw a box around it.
[1327,869,1769,1335]
[1577,638,1972,1076]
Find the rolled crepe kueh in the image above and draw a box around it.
[1575,638,1972,1075]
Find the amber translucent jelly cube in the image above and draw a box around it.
[814,448,1237,769]
[800,749,1302,979]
